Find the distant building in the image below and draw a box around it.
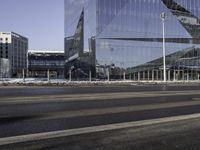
[0,32,28,77]
[28,50,65,78]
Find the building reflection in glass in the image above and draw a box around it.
[64,0,200,81]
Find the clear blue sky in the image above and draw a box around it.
[0,0,64,51]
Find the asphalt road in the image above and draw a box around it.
[2,117,200,150]
[0,84,200,149]
[0,84,200,97]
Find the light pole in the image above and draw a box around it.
[160,12,166,82]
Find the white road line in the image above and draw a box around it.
[40,100,200,119]
[0,113,200,146]
[193,98,200,100]
[1,99,200,119]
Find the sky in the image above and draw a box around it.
[0,0,64,51]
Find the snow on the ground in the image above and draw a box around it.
[0,78,199,85]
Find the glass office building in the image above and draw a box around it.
[64,0,200,80]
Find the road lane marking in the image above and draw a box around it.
[0,113,200,146]
[0,90,200,105]
[39,100,200,120]
[1,98,200,119]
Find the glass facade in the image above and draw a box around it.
[64,0,200,80]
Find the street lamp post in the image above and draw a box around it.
[160,12,166,82]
